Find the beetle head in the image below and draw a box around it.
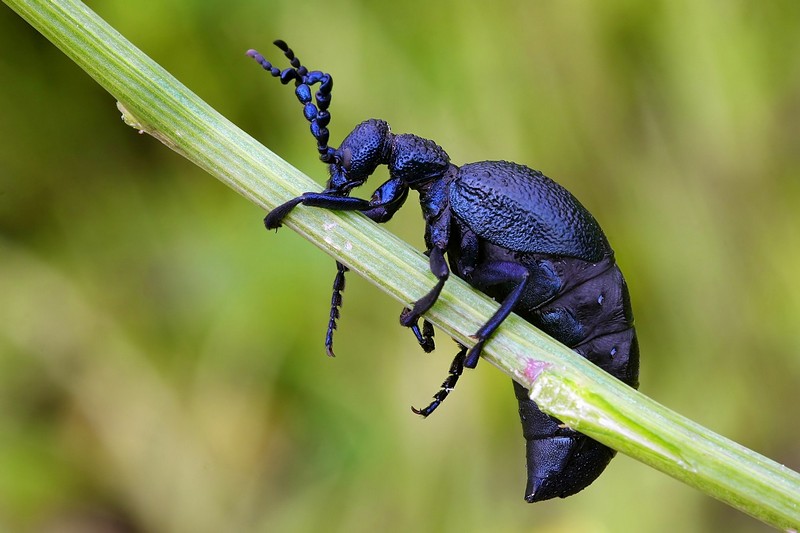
[327,119,392,192]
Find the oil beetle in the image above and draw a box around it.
[248,40,640,502]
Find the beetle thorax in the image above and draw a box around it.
[388,133,451,188]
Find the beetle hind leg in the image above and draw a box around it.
[464,261,530,368]
[412,345,466,417]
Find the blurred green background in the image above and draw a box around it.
[2,1,799,532]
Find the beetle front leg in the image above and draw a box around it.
[264,192,374,230]
[267,177,411,357]
[324,261,348,357]
[265,176,409,229]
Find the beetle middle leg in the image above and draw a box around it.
[399,245,449,328]
[409,316,436,353]
[325,257,436,356]
[409,261,530,418]
[400,308,436,352]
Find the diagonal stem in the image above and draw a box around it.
[4,0,800,529]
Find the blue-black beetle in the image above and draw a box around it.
[248,40,640,502]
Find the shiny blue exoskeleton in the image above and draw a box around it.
[248,41,640,502]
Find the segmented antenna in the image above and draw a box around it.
[246,40,336,163]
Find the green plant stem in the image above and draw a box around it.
[5,0,800,529]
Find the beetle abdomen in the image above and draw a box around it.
[514,255,639,500]
[530,259,638,373]
[465,246,638,501]
[514,380,617,502]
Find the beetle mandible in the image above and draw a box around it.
[247,40,640,502]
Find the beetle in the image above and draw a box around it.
[247,40,640,502]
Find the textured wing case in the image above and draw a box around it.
[450,161,611,262]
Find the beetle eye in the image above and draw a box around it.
[341,147,352,171]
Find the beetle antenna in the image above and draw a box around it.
[246,40,337,163]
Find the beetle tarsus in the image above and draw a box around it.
[324,261,348,357]
[264,196,305,230]
[412,346,466,417]
[405,314,435,353]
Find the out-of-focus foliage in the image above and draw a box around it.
[1,1,799,531]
